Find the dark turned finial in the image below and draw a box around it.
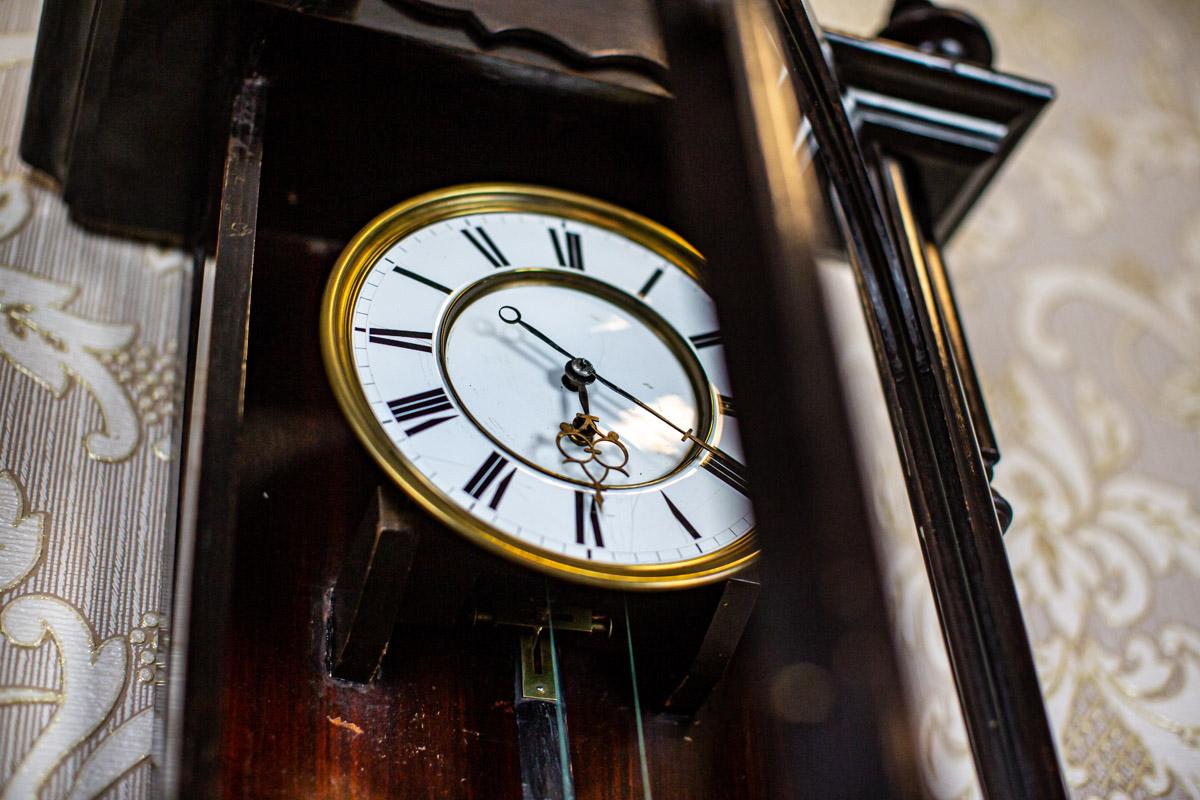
[878,0,995,66]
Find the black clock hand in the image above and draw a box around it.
[498,304,595,420]
[498,305,575,362]
[497,304,594,421]
[576,382,591,416]
[499,305,748,494]
[499,306,631,504]
[589,370,748,494]
[561,356,597,415]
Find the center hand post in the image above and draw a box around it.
[499,306,629,505]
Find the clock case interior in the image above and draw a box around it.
[185,6,778,798]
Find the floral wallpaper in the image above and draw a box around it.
[813,0,1200,797]
[0,0,187,797]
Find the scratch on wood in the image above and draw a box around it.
[327,715,364,736]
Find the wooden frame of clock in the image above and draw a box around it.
[20,0,1065,798]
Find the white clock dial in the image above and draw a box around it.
[324,186,756,588]
[443,277,701,487]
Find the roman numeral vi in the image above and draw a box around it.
[575,491,605,548]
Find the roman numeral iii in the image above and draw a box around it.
[387,388,457,436]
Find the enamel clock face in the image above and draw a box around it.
[321,184,756,588]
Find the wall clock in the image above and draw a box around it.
[321,184,756,588]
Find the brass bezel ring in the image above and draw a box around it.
[319,183,759,590]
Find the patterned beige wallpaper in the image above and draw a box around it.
[0,0,188,797]
[813,0,1200,797]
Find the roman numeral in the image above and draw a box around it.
[662,492,701,540]
[369,328,433,353]
[390,264,452,294]
[549,229,584,270]
[701,450,748,496]
[387,388,456,435]
[574,491,605,548]
[462,227,508,267]
[637,268,664,298]
[465,451,517,510]
[690,330,722,349]
[719,394,736,418]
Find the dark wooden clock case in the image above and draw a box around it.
[20,1,1064,798]
[163,7,792,797]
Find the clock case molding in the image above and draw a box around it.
[19,1,1061,798]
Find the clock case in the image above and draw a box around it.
[20,1,1063,798]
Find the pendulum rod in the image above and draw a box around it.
[545,590,575,798]
[622,595,654,800]
[512,586,576,800]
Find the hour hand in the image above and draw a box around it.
[560,356,597,415]
[555,411,629,508]
[556,359,626,506]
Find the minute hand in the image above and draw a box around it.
[590,371,749,495]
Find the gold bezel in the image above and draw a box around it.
[319,183,759,590]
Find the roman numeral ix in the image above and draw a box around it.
[549,229,584,270]
[368,328,433,353]
[462,227,509,267]
[387,388,456,436]
[464,451,517,510]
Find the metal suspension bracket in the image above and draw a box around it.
[474,600,610,800]
[474,602,612,702]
